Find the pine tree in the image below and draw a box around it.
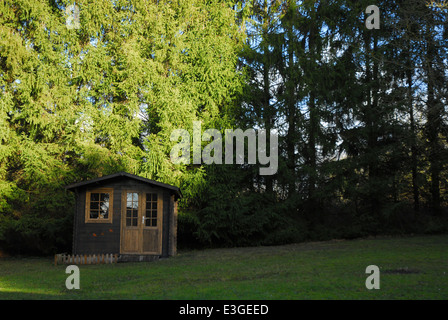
[0,0,247,253]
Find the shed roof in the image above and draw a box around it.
[65,171,182,199]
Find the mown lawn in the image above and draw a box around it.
[0,235,447,299]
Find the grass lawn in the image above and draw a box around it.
[0,234,447,299]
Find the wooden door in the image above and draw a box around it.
[141,192,163,254]
[121,191,163,254]
[121,191,140,253]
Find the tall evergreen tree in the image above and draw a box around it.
[0,0,246,253]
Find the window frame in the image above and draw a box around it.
[85,188,114,223]
[125,191,140,228]
[144,192,159,228]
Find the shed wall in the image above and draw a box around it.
[72,177,173,257]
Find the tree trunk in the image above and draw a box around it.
[407,42,420,212]
[425,23,441,213]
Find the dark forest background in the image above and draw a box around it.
[1,0,447,255]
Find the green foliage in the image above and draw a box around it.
[187,164,305,247]
[0,0,447,254]
[0,0,245,254]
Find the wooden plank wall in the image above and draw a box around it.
[73,190,121,254]
[72,178,177,258]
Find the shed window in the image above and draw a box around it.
[126,192,139,227]
[145,193,158,227]
[85,188,113,223]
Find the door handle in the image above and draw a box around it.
[142,216,145,224]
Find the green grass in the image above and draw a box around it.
[0,235,447,299]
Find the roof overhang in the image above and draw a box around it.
[65,171,182,199]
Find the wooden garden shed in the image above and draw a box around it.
[65,172,181,262]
